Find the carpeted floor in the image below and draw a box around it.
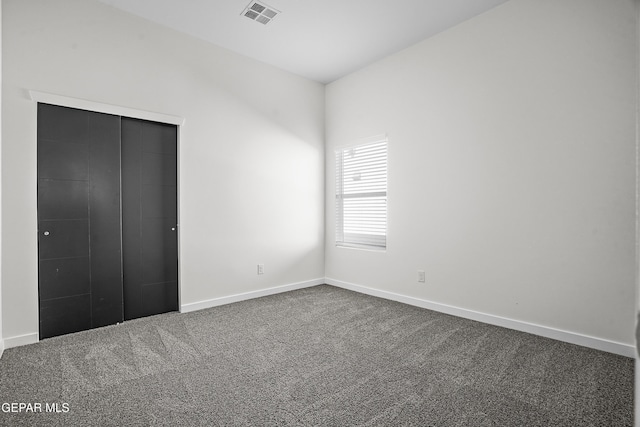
[0,285,633,426]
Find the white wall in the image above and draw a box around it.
[2,0,325,343]
[326,0,637,350]
[3,0,636,358]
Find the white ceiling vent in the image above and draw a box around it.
[242,1,280,25]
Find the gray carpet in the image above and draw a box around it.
[0,285,633,426]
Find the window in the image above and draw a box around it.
[335,137,387,249]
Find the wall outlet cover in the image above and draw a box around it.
[417,270,425,283]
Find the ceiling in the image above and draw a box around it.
[95,0,510,84]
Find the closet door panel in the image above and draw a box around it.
[38,104,90,144]
[141,281,178,317]
[121,119,144,320]
[141,217,178,284]
[38,219,89,260]
[89,114,122,213]
[38,258,90,301]
[37,104,92,339]
[89,213,123,327]
[88,113,123,328]
[37,142,89,181]
[40,294,91,339]
[142,183,177,219]
[37,104,122,338]
[122,118,178,320]
[142,152,177,186]
[38,180,89,220]
[142,122,177,155]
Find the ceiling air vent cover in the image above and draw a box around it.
[242,1,280,25]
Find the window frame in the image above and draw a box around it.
[335,136,388,251]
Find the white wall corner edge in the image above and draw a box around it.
[0,338,4,359]
[325,278,636,358]
[4,332,39,350]
[180,278,325,313]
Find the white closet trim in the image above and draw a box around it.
[29,90,185,126]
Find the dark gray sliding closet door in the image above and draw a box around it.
[37,104,178,339]
[37,104,123,339]
[121,118,178,320]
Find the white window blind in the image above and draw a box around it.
[335,138,387,249]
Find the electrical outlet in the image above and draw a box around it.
[417,270,426,283]
[258,264,264,275]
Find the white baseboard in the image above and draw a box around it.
[4,279,633,359]
[181,278,325,314]
[325,278,635,358]
[1,280,323,351]
[4,332,39,350]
